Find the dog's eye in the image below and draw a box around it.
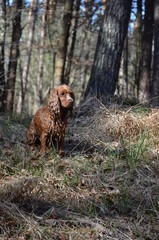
[61,92,65,96]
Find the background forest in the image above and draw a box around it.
[0,1,159,240]
[0,0,158,115]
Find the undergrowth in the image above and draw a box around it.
[120,128,150,170]
[0,101,159,239]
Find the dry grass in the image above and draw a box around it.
[0,98,159,239]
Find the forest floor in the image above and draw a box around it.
[0,98,159,240]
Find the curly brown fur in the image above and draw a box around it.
[26,85,75,157]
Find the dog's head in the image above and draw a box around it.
[48,85,75,118]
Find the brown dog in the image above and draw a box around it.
[26,85,75,157]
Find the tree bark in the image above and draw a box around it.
[64,0,81,85]
[134,0,142,97]
[47,0,58,89]
[138,0,154,102]
[103,0,106,13]
[37,0,48,107]
[5,0,22,113]
[80,0,94,94]
[0,0,6,111]
[151,0,159,106]
[85,0,132,99]
[21,0,38,113]
[123,35,128,98]
[53,0,74,86]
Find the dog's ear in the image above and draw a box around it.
[71,91,75,102]
[69,107,73,118]
[48,87,60,118]
[69,90,75,118]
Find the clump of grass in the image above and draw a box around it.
[120,128,150,170]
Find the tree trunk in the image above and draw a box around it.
[138,0,154,102]
[53,0,74,86]
[36,0,48,107]
[123,35,128,98]
[21,0,38,113]
[80,0,94,94]
[85,0,132,99]
[64,0,81,85]
[151,0,159,106]
[103,0,106,13]
[0,0,6,111]
[5,0,22,113]
[134,0,142,96]
[47,0,58,89]
[48,0,57,20]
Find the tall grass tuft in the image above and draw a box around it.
[120,128,150,170]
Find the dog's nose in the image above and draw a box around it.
[69,98,73,103]
[67,95,74,104]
